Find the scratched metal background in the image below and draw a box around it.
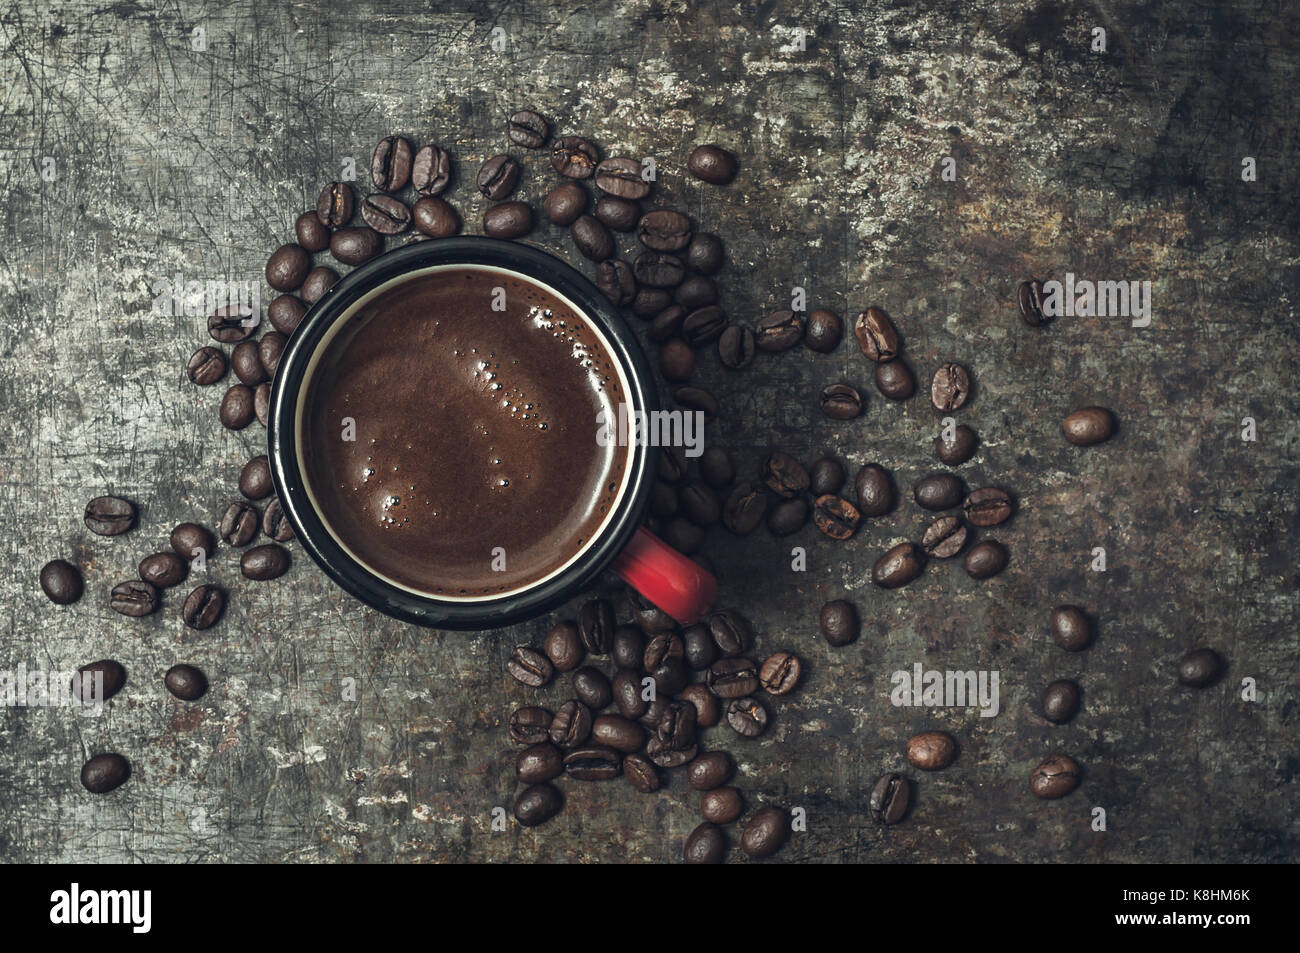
[0,0,1296,863]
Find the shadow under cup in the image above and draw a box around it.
[268,238,664,630]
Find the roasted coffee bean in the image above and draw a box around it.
[681,624,716,670]
[687,751,733,791]
[572,665,613,710]
[330,227,382,266]
[186,346,226,385]
[412,196,459,237]
[483,201,533,239]
[266,244,309,292]
[813,495,860,540]
[549,700,593,748]
[853,306,900,361]
[931,363,971,411]
[646,735,697,769]
[819,600,858,646]
[674,386,718,420]
[613,669,649,720]
[207,305,256,344]
[544,621,584,673]
[809,458,845,496]
[1018,279,1047,326]
[762,452,808,498]
[592,714,644,753]
[682,306,728,348]
[701,786,743,824]
[874,359,915,400]
[360,193,412,234]
[507,109,550,148]
[412,145,453,195]
[964,487,1013,527]
[678,482,720,527]
[638,695,669,729]
[165,664,207,701]
[110,579,159,617]
[698,446,734,489]
[181,583,224,630]
[964,539,1008,579]
[295,210,331,251]
[687,144,738,184]
[657,445,689,483]
[551,135,599,178]
[1051,605,1093,651]
[633,251,684,288]
[371,135,413,191]
[507,647,554,688]
[258,331,287,377]
[869,773,910,824]
[632,287,672,318]
[656,700,697,750]
[921,516,967,558]
[239,455,274,500]
[914,473,965,510]
[138,552,186,589]
[644,632,684,670]
[84,496,136,536]
[659,339,695,382]
[578,598,615,654]
[1030,754,1080,799]
[685,232,723,274]
[594,259,636,305]
[516,742,563,784]
[257,384,271,428]
[741,805,788,857]
[907,731,957,770]
[40,560,83,605]
[570,214,614,261]
[678,683,719,728]
[855,463,894,516]
[936,424,978,465]
[726,697,768,738]
[683,822,726,864]
[231,340,265,385]
[650,656,690,695]
[316,181,354,227]
[594,156,651,199]
[872,542,924,589]
[1042,679,1081,723]
[649,304,687,343]
[543,181,587,225]
[804,308,843,352]
[564,745,622,781]
[267,295,306,336]
[72,659,125,703]
[755,310,804,351]
[219,501,259,546]
[81,753,130,794]
[1178,648,1224,687]
[709,610,754,658]
[476,154,522,200]
[509,706,554,745]
[241,543,289,581]
[674,275,716,309]
[651,480,679,516]
[722,482,767,534]
[820,382,862,420]
[261,498,293,542]
[1063,406,1116,445]
[612,624,646,670]
[513,782,563,826]
[637,209,691,251]
[708,657,760,698]
[759,652,801,695]
[624,752,660,793]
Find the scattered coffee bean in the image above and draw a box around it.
[110,579,159,617]
[708,657,760,698]
[935,424,978,465]
[1042,679,1081,723]
[637,209,691,251]
[1030,754,1080,799]
[759,652,801,695]
[371,135,413,191]
[80,753,130,794]
[1050,605,1093,651]
[648,304,687,343]
[674,275,716,308]
[686,144,738,184]
[679,683,719,727]
[266,244,309,292]
[657,446,688,483]
[612,669,648,720]
[1063,406,1116,446]
[632,287,672,318]
[659,338,695,381]
[514,782,563,826]
[239,455,274,500]
[726,697,768,738]
[687,751,734,791]
[820,382,862,419]
[186,346,226,385]
[964,487,1012,527]
[207,305,256,344]
[874,359,915,400]
[549,700,593,748]
[570,214,614,261]
[330,227,383,266]
[755,310,804,351]
[316,181,354,227]
[483,201,533,239]
[267,295,306,336]
[241,543,289,581]
[412,145,453,195]
[921,516,967,558]
[231,340,264,385]
[138,552,187,588]
[740,805,788,858]
[931,363,971,411]
[508,647,554,688]
[257,331,286,377]
[612,624,646,670]
[767,497,808,536]
[872,542,924,589]
[717,325,755,369]
[673,386,718,420]
[516,742,563,784]
[509,706,553,745]
[412,196,459,237]
[578,598,615,654]
[1178,648,1224,687]
[171,522,213,561]
[650,656,691,696]
[564,746,622,781]
[683,822,727,864]
[762,452,808,497]
[681,305,727,347]
[1018,279,1047,326]
[507,109,550,148]
[261,498,293,541]
[964,539,1008,579]
[722,482,767,534]
[813,495,860,540]
[84,496,136,536]
[295,210,330,251]
[819,600,858,646]
[624,752,660,793]
[544,621,584,673]
[681,624,716,670]
[572,665,613,710]
[595,260,636,305]
[806,458,844,497]
[219,501,259,546]
[804,308,842,352]
[634,251,685,288]
[40,559,83,604]
[165,664,207,701]
[685,233,723,274]
[477,154,522,200]
[907,731,957,770]
[678,482,719,527]
[853,306,899,361]
[914,473,964,510]
[361,193,412,234]
[551,135,599,178]
[592,714,644,753]
[854,464,894,516]
[594,156,651,199]
[591,195,639,232]
[73,659,125,703]
[543,181,587,224]
[181,583,224,629]
[701,786,744,824]
[708,610,753,657]
[869,773,910,824]
[257,381,271,424]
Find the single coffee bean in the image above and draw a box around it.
[411,144,453,195]
[964,487,1013,527]
[611,625,645,670]
[1018,279,1047,326]
[624,752,660,793]
[578,598,615,654]
[648,304,687,343]
[412,196,459,237]
[266,244,309,292]
[1030,754,1080,799]
[543,181,587,225]
[483,201,534,239]
[516,742,563,784]
[804,308,843,352]
[316,181,354,227]
[741,805,788,858]
[687,144,738,184]
[722,482,767,534]
[813,495,860,540]
[295,210,330,251]
[869,773,910,824]
[207,305,256,343]
[592,714,644,753]
[84,496,136,536]
[513,782,563,826]
[681,305,728,347]
[709,610,754,657]
[674,275,716,309]
[678,482,719,527]
[914,473,965,510]
[726,697,768,738]
[809,458,845,496]
[257,331,287,377]
[181,584,224,630]
[644,632,684,670]
[138,552,187,589]
[874,359,915,400]
[594,156,651,199]
[931,363,971,411]
[633,251,684,288]
[544,621,584,673]
[572,665,613,710]
[72,659,126,703]
[186,346,226,385]
[650,656,690,695]
[698,446,734,489]
[219,501,259,546]
[330,227,383,266]
[762,451,809,497]
[81,753,130,794]
[507,109,549,148]
[657,445,689,483]
[1063,406,1116,445]
[360,193,412,234]
[551,135,599,178]
[632,287,672,318]
[853,306,899,361]
[570,214,614,261]
[708,657,760,698]
[371,135,413,191]
[683,822,726,864]
[855,463,894,516]
[549,700,593,748]
[685,232,723,274]
[612,668,648,720]
[681,623,716,670]
[646,736,696,768]
[257,382,271,425]
[921,516,967,558]
[476,154,522,200]
[564,745,622,781]
[110,579,159,617]
[819,600,858,646]
[637,209,692,251]
[261,498,293,542]
[509,706,553,745]
[687,751,734,791]
[679,683,720,727]
[755,310,804,351]
[1050,605,1093,651]
[164,664,207,701]
[507,646,554,688]
[267,294,306,336]
[759,652,801,695]
[40,559,83,605]
[231,340,265,385]
[638,697,670,731]
[872,542,924,588]
[820,382,863,420]
[964,539,1008,579]
[659,339,695,381]
[241,543,289,581]
[239,455,273,500]
[1042,679,1081,723]
[935,424,978,465]
[701,786,743,824]
[674,386,718,420]
[656,700,698,750]
[1178,648,1224,687]
[907,731,957,770]
[593,259,635,305]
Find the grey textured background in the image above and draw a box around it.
[1,0,1297,863]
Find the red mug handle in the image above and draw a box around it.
[611,527,716,624]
